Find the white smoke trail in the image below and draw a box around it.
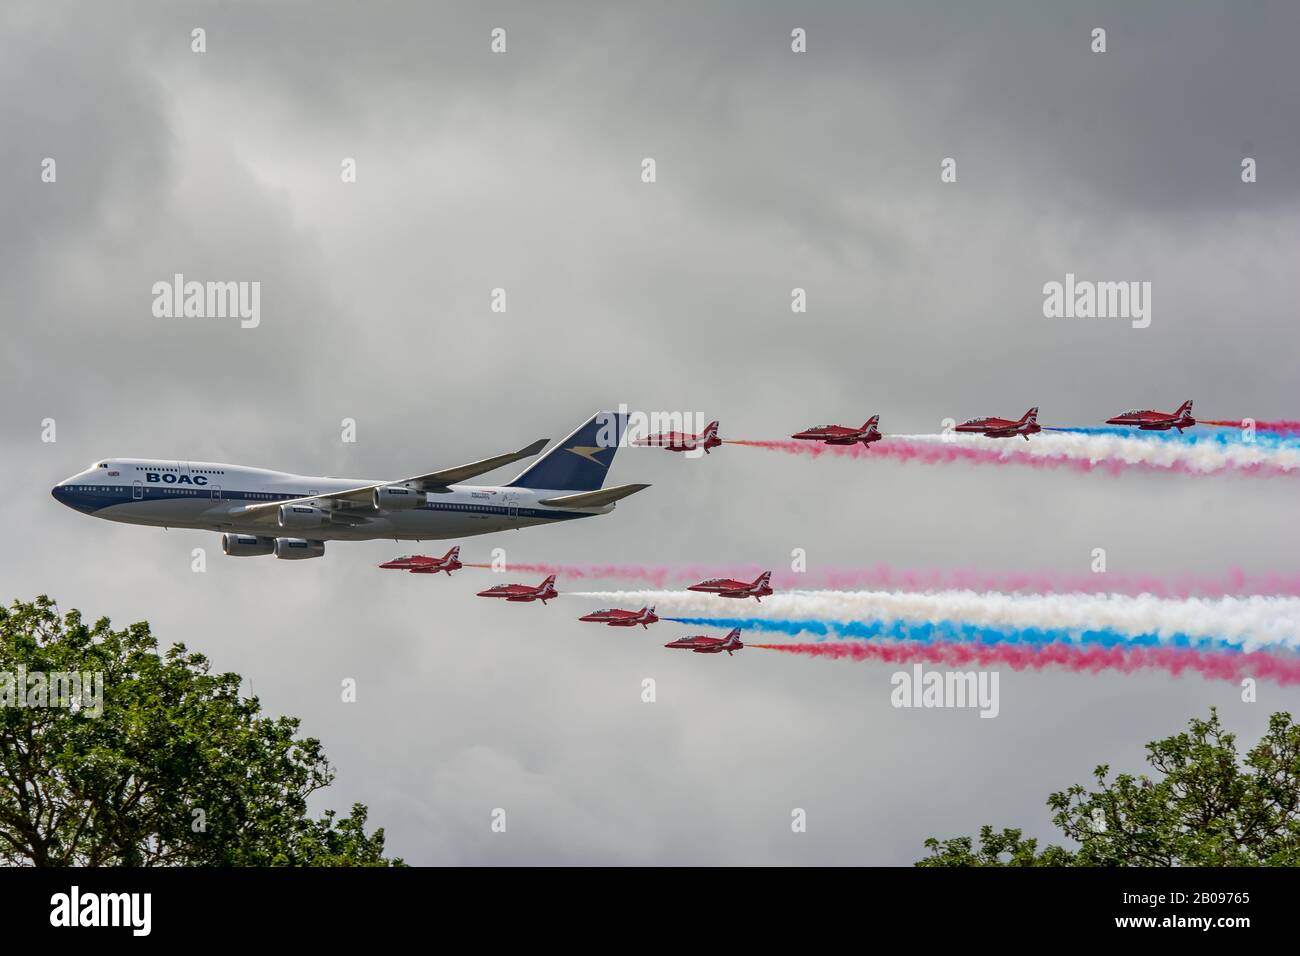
[565,589,1300,650]
[889,432,1300,475]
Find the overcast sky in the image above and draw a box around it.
[3,1,1298,863]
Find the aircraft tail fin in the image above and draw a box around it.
[1176,399,1194,417]
[1021,406,1039,425]
[509,411,626,491]
[444,546,460,562]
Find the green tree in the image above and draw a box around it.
[918,708,1300,866]
[0,595,401,866]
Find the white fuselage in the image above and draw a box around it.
[52,458,610,543]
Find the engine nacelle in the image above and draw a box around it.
[373,485,426,511]
[222,533,275,556]
[274,537,325,560]
[278,503,329,529]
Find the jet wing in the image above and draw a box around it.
[229,437,550,522]
[410,439,549,487]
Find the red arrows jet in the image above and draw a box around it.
[954,407,1040,440]
[578,605,659,628]
[633,420,722,454]
[1106,400,1196,432]
[664,628,744,655]
[792,415,882,447]
[379,546,462,575]
[687,571,773,602]
[476,574,558,604]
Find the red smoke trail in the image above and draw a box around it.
[727,438,1295,478]
[465,561,1300,597]
[1204,419,1300,436]
[461,562,763,587]
[751,641,1300,686]
[809,565,1300,599]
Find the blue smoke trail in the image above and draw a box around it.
[1048,426,1299,449]
[664,616,1248,654]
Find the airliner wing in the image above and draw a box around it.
[229,485,376,522]
[403,438,549,488]
[229,438,550,520]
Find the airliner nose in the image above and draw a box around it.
[51,481,91,514]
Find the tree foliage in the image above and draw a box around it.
[918,707,1300,866]
[0,595,400,866]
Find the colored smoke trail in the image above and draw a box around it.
[799,565,1300,600]
[665,615,1248,654]
[495,560,1300,598]
[728,434,1300,477]
[571,590,1300,650]
[463,562,701,587]
[1205,419,1300,436]
[1047,426,1300,449]
[748,641,1300,686]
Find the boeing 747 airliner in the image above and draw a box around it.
[51,412,648,559]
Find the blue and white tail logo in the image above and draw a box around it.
[509,411,627,491]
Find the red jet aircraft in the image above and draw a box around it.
[954,406,1040,440]
[664,628,744,655]
[379,546,462,575]
[1106,400,1196,432]
[632,420,722,454]
[687,571,773,602]
[578,605,659,628]
[476,574,558,604]
[792,415,882,447]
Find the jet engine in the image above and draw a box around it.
[278,503,329,529]
[274,537,325,560]
[222,533,276,556]
[373,485,426,511]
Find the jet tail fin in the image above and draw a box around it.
[509,412,626,491]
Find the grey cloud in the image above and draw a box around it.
[2,0,1296,863]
